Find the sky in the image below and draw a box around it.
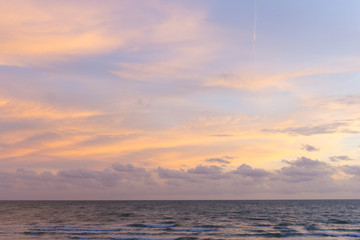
[1,0,360,200]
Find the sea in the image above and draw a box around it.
[0,200,360,239]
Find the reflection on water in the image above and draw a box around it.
[0,200,360,239]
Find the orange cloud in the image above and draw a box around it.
[205,62,360,91]
[0,96,101,120]
[0,0,217,67]
[0,1,123,65]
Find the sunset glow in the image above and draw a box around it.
[1,0,360,200]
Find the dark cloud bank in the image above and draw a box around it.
[1,157,360,200]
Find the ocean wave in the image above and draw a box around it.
[314,232,360,238]
[71,237,97,240]
[110,238,178,240]
[234,232,308,238]
[121,213,133,217]
[24,231,47,235]
[327,219,351,224]
[197,225,223,228]
[169,228,212,232]
[128,224,176,228]
[174,237,199,240]
[29,226,122,232]
[332,228,360,232]
[304,223,320,231]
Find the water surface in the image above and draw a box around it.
[1,200,360,239]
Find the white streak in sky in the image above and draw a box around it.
[252,0,257,60]
[253,0,257,41]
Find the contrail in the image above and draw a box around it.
[253,0,258,102]
[252,0,257,60]
[253,0,257,41]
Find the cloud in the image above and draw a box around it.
[157,167,187,179]
[330,155,353,162]
[210,134,235,137]
[337,95,360,106]
[187,165,223,174]
[155,156,353,197]
[263,122,347,136]
[2,158,360,199]
[0,118,47,135]
[58,168,121,188]
[187,165,225,179]
[0,1,120,65]
[204,63,360,91]
[2,132,61,149]
[0,0,215,67]
[301,144,319,152]
[205,157,231,164]
[112,163,151,180]
[233,164,271,179]
[75,134,134,147]
[0,96,101,120]
[341,165,360,176]
[0,132,63,161]
[157,165,227,182]
[277,157,333,183]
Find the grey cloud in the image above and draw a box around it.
[277,157,333,183]
[5,168,57,188]
[218,72,239,79]
[158,165,227,181]
[233,164,271,178]
[136,98,151,108]
[341,165,360,176]
[337,95,360,105]
[157,167,187,179]
[58,169,99,179]
[187,165,226,180]
[112,163,151,179]
[16,168,57,181]
[301,144,319,152]
[205,158,231,164]
[210,134,235,137]
[6,132,61,150]
[263,122,347,136]
[0,119,49,134]
[187,165,223,175]
[282,157,324,168]
[2,160,360,199]
[16,168,50,181]
[329,155,353,162]
[341,129,359,134]
[54,163,153,188]
[0,171,13,188]
[0,164,156,199]
[18,132,61,144]
[155,158,341,197]
[76,134,136,147]
[13,163,154,190]
[58,168,121,187]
